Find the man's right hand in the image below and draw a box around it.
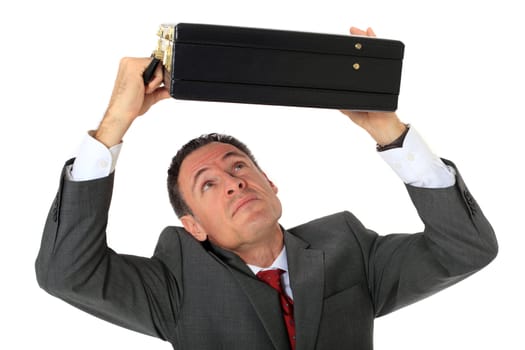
[95,57,170,148]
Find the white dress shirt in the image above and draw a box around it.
[247,247,293,300]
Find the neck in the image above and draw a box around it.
[235,225,284,267]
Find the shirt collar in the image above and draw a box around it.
[247,245,288,275]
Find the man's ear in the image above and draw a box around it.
[180,215,208,241]
[263,172,278,194]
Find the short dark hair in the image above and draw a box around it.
[167,133,259,218]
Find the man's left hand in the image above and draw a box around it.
[340,27,407,146]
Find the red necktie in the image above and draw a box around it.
[256,269,296,350]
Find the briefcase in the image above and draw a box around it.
[151,23,404,111]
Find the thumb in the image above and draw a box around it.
[341,109,367,125]
[150,86,171,103]
[139,87,171,116]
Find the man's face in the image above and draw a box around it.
[178,142,283,253]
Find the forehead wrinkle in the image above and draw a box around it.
[221,150,250,162]
[185,144,249,193]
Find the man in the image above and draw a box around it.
[36,27,498,349]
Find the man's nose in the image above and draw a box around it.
[225,175,246,196]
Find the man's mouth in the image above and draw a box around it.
[232,195,258,217]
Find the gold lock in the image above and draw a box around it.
[153,24,175,72]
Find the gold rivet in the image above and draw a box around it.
[353,63,360,70]
[355,43,362,50]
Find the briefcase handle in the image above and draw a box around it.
[142,57,161,84]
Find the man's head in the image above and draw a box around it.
[167,134,282,252]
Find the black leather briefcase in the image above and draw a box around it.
[150,23,404,111]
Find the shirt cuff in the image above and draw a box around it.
[68,131,122,181]
[379,126,456,188]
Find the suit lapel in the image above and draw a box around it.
[206,241,291,350]
[233,272,291,350]
[205,232,325,350]
[285,231,325,350]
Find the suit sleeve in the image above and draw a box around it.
[35,159,180,341]
[355,159,498,317]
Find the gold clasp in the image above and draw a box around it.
[153,24,175,72]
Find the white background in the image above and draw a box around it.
[1,0,523,349]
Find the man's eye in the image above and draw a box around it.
[233,163,245,172]
[202,181,213,192]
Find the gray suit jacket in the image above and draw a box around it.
[36,159,497,349]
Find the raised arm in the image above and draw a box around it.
[35,58,177,340]
[95,57,170,147]
[341,27,497,316]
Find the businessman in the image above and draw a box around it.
[36,27,498,349]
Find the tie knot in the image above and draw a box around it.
[256,268,285,293]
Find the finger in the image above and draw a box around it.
[349,26,377,38]
[147,86,170,104]
[139,87,171,116]
[155,86,171,101]
[340,109,368,127]
[350,26,368,36]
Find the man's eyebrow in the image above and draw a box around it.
[192,167,210,192]
[221,150,248,162]
[191,151,249,192]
